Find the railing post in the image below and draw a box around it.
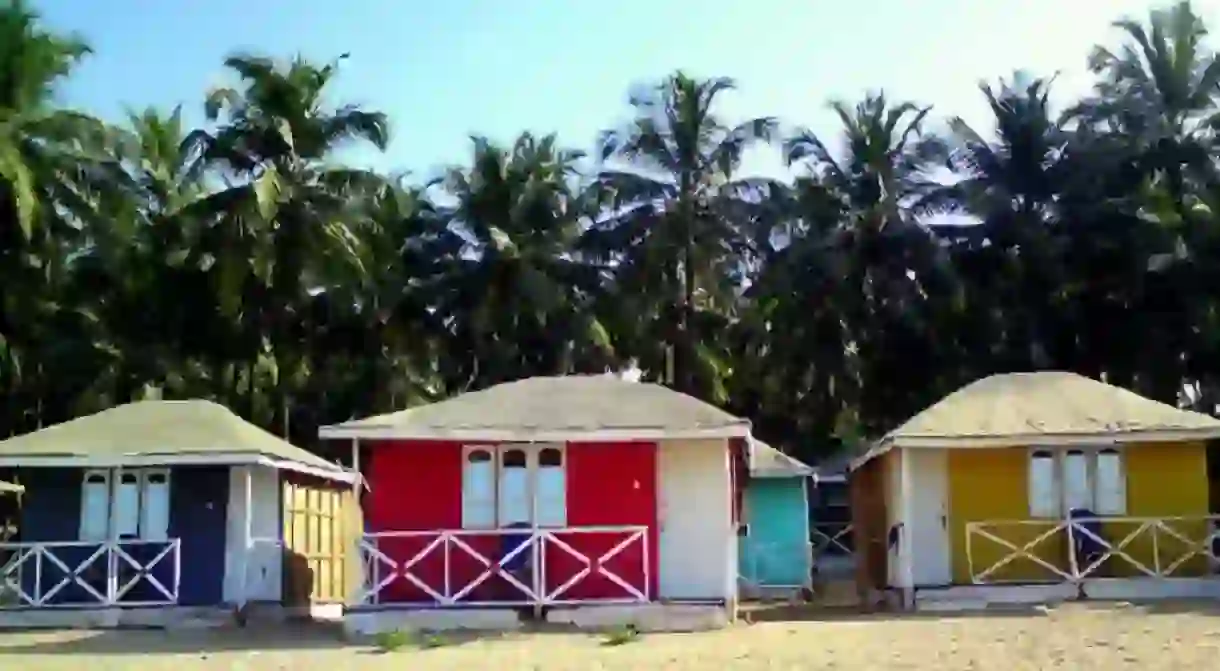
[1065,519,1079,582]
[33,546,43,606]
[965,524,975,583]
[442,532,451,605]
[1151,522,1161,577]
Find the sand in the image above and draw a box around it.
[2,603,1220,670]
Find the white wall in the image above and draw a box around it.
[657,438,734,601]
[222,465,283,603]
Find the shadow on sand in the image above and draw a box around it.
[0,618,612,656]
[738,597,1220,624]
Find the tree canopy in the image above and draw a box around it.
[2,0,1219,465]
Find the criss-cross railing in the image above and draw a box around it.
[966,515,1220,585]
[358,526,650,607]
[0,539,181,608]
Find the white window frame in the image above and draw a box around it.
[79,467,172,541]
[1026,447,1126,518]
[460,443,567,530]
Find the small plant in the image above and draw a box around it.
[372,629,450,653]
[417,632,449,649]
[373,629,412,652]
[601,624,641,646]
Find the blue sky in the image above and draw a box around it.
[36,0,1220,180]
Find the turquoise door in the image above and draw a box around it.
[739,477,810,587]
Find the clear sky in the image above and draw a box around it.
[34,0,1220,180]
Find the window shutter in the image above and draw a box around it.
[1094,449,1125,515]
[462,448,496,529]
[535,447,567,528]
[113,471,142,538]
[140,470,171,541]
[1028,451,1058,517]
[498,448,531,526]
[80,470,112,541]
[1063,450,1092,513]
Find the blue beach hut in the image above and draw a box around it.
[738,439,813,597]
[0,400,360,628]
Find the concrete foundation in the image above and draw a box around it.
[915,578,1220,613]
[343,607,523,636]
[545,603,730,632]
[0,602,347,630]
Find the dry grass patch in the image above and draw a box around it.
[3,603,1220,670]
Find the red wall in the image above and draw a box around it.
[362,439,658,605]
[554,441,658,601]
[364,440,466,603]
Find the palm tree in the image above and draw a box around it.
[780,92,950,433]
[588,71,777,398]
[180,52,390,428]
[431,132,611,391]
[0,0,118,433]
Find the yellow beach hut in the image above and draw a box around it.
[849,371,1220,611]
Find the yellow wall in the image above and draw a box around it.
[947,441,1211,584]
[1117,442,1210,577]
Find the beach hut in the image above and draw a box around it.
[320,375,751,634]
[738,440,813,596]
[850,371,1220,612]
[0,400,360,628]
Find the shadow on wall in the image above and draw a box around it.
[282,548,316,610]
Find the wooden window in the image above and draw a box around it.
[498,448,532,526]
[1094,448,1126,515]
[535,447,567,528]
[78,468,174,541]
[113,471,142,538]
[1027,448,1126,518]
[1063,450,1092,513]
[462,447,496,529]
[79,470,111,541]
[1028,450,1058,518]
[461,444,569,529]
[140,470,171,541]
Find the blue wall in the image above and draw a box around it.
[14,465,230,607]
[739,476,811,587]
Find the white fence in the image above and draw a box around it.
[358,526,649,608]
[0,539,181,608]
[965,515,1220,584]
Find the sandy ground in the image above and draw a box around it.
[2,603,1220,670]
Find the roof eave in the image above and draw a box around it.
[0,452,359,485]
[848,425,1220,472]
[318,423,752,442]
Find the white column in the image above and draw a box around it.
[238,465,253,607]
[899,447,915,610]
[724,440,738,612]
[350,438,361,494]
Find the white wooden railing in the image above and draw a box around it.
[966,515,1220,585]
[0,539,181,608]
[358,526,649,608]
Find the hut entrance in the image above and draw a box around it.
[281,476,358,607]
